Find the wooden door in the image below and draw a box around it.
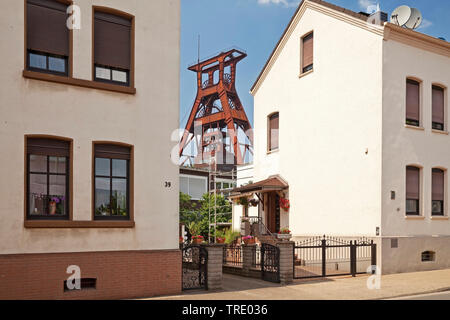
[266,193,280,234]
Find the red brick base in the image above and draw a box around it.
[0,249,181,300]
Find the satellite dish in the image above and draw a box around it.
[404,8,422,29]
[390,5,411,27]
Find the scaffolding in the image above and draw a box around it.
[207,155,236,243]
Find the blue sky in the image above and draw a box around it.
[180,0,450,128]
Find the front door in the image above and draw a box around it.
[266,192,280,234]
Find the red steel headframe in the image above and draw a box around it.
[179,48,253,168]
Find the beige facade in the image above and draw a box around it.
[0,0,181,299]
[239,0,450,274]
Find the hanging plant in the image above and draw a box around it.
[280,198,290,210]
[237,196,249,207]
[249,199,259,207]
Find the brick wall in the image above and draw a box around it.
[0,250,181,300]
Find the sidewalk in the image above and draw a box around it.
[147,269,450,300]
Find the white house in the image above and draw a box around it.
[231,0,450,274]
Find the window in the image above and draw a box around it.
[301,32,313,73]
[432,85,445,131]
[406,166,420,215]
[432,168,445,216]
[406,79,420,126]
[94,10,132,86]
[268,113,279,152]
[26,138,70,220]
[26,0,69,75]
[421,251,435,262]
[94,144,131,220]
[180,175,207,200]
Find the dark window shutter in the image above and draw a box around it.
[94,11,131,70]
[27,138,70,157]
[406,166,420,200]
[95,144,131,160]
[432,86,445,125]
[406,80,420,122]
[27,0,69,56]
[269,113,279,150]
[432,169,444,201]
[302,33,313,70]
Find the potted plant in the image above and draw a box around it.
[187,221,203,244]
[249,198,259,207]
[242,235,255,245]
[280,198,290,211]
[216,230,226,244]
[192,235,204,244]
[237,196,249,207]
[49,196,64,215]
[224,229,241,245]
[277,228,292,240]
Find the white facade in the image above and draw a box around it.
[232,163,258,231]
[246,0,450,273]
[0,0,180,254]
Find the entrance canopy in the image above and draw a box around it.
[229,175,288,199]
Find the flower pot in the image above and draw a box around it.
[49,201,57,215]
[277,234,292,241]
[243,238,255,245]
[192,238,203,245]
[216,238,225,244]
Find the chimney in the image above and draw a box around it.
[368,10,388,25]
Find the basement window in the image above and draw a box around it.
[421,251,435,262]
[64,278,97,292]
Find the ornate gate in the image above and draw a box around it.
[261,243,280,283]
[182,245,208,291]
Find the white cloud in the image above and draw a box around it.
[257,0,300,8]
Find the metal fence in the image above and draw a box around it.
[223,245,243,267]
[294,236,376,279]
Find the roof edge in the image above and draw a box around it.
[384,22,450,57]
[250,0,385,96]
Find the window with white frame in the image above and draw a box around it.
[180,175,207,200]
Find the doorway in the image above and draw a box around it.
[265,192,280,234]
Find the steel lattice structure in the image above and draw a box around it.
[179,49,253,171]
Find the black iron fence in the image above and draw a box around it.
[223,245,243,267]
[294,236,376,279]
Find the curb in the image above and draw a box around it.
[376,287,450,300]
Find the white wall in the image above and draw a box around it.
[382,38,450,237]
[0,0,180,254]
[232,164,258,231]
[253,7,384,237]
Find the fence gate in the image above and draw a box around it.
[293,236,376,279]
[182,245,208,291]
[261,243,280,283]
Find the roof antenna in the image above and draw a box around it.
[197,34,201,65]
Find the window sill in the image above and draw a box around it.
[24,220,135,229]
[267,149,279,155]
[404,124,424,131]
[23,70,136,95]
[431,216,449,220]
[432,129,449,135]
[298,69,313,79]
[404,215,425,220]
